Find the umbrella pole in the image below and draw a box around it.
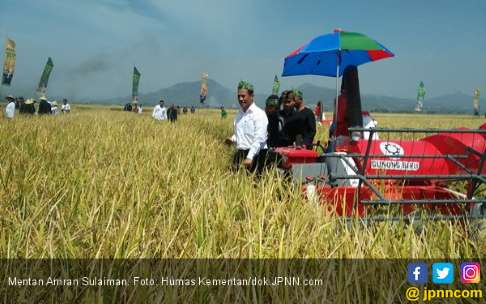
[334,52,340,137]
[335,61,339,119]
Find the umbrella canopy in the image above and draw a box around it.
[282,30,394,145]
[282,31,394,77]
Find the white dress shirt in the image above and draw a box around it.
[5,101,15,119]
[51,106,60,115]
[152,105,167,120]
[231,102,268,160]
[362,113,379,140]
[61,103,71,112]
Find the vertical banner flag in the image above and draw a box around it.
[132,66,141,100]
[473,88,480,116]
[272,75,280,95]
[200,72,208,104]
[415,81,425,112]
[2,38,16,86]
[37,57,54,94]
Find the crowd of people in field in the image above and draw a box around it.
[225,66,379,174]
[2,95,71,119]
[2,66,378,176]
[123,99,196,123]
[224,81,323,174]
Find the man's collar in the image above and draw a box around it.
[243,102,256,113]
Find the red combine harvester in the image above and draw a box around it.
[279,30,485,220]
[275,123,486,220]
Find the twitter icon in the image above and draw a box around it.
[432,263,454,284]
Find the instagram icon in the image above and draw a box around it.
[460,262,480,284]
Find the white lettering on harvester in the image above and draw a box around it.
[371,160,420,171]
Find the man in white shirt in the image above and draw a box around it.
[4,95,16,119]
[225,80,268,173]
[51,101,60,115]
[362,111,379,140]
[152,99,167,121]
[61,99,71,113]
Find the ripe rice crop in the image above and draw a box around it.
[0,106,485,259]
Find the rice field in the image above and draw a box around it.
[0,105,485,259]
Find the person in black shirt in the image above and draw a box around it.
[168,104,178,122]
[279,90,296,147]
[123,103,132,111]
[22,99,36,115]
[285,90,316,149]
[265,94,284,148]
[38,97,52,115]
[18,97,26,113]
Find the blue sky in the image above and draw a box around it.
[1,0,485,101]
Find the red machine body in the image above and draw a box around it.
[275,125,486,218]
[347,132,486,176]
[276,147,319,169]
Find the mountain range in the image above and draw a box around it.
[88,79,481,114]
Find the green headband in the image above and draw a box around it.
[266,95,279,107]
[238,80,254,92]
[292,89,303,99]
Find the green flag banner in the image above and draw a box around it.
[272,75,280,95]
[200,72,208,103]
[474,88,480,98]
[473,88,480,115]
[2,38,16,86]
[132,67,141,99]
[415,81,425,112]
[37,57,54,94]
[417,81,425,99]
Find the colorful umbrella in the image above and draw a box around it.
[282,30,394,135]
[282,30,394,77]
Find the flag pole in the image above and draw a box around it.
[131,65,134,103]
[1,37,4,99]
[1,29,7,98]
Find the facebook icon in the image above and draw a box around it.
[407,262,428,284]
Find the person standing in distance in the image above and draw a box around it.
[220,106,228,119]
[152,99,167,121]
[38,96,52,115]
[168,104,178,122]
[225,81,268,173]
[4,95,16,119]
[61,99,71,113]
